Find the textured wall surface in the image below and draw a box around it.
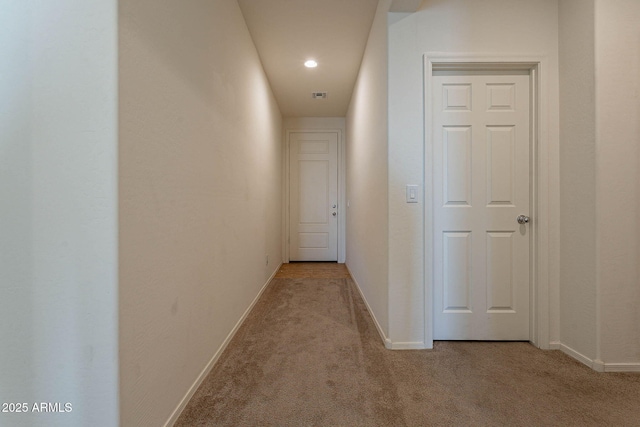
[558,0,640,368]
[0,1,119,426]
[345,0,392,340]
[558,0,598,361]
[594,0,640,365]
[118,0,282,425]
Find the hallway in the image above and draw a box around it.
[175,263,640,426]
[4,2,640,426]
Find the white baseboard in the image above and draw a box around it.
[592,359,606,372]
[389,341,426,350]
[345,266,427,350]
[345,265,392,349]
[164,263,283,427]
[559,343,595,369]
[600,362,640,372]
[548,341,561,350]
[551,341,640,373]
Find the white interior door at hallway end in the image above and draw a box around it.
[432,71,531,340]
[289,132,338,261]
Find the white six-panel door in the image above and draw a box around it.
[433,72,531,340]
[289,132,338,261]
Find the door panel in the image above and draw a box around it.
[298,160,329,224]
[433,73,530,340]
[290,132,338,261]
[486,126,515,205]
[443,126,472,205]
[486,231,515,312]
[443,231,472,312]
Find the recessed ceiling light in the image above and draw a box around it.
[304,60,318,68]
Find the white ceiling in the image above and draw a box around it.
[237,0,380,117]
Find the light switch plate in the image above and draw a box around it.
[406,185,419,203]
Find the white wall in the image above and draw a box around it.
[345,0,392,341]
[0,1,119,426]
[558,0,640,369]
[558,0,598,362]
[594,0,640,365]
[118,0,282,425]
[388,0,561,346]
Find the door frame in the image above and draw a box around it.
[424,54,551,349]
[283,129,346,263]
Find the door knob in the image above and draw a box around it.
[332,212,337,217]
[517,215,530,224]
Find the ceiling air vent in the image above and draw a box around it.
[312,92,328,99]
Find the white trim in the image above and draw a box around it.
[601,363,640,373]
[549,341,640,372]
[283,130,291,262]
[389,341,427,350]
[339,129,346,263]
[423,53,552,349]
[423,55,435,349]
[282,127,288,263]
[164,263,282,427]
[284,129,345,263]
[559,343,595,369]
[347,264,426,350]
[345,265,392,349]
[592,359,606,372]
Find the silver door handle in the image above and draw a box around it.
[332,212,337,217]
[517,215,530,224]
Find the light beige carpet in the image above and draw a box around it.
[175,276,640,426]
